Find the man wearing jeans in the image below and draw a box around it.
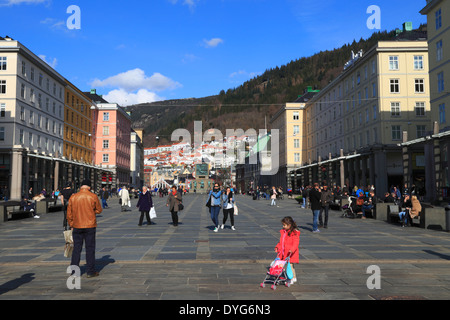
[309,183,322,233]
[67,179,103,278]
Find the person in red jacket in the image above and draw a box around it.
[274,216,300,284]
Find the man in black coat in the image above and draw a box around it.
[309,183,322,233]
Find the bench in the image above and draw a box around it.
[387,204,425,228]
[36,199,63,215]
[7,207,33,220]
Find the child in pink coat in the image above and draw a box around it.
[275,216,300,284]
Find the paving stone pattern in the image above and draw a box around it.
[0,194,450,300]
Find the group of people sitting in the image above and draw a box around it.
[349,186,421,227]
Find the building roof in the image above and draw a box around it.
[83,89,109,104]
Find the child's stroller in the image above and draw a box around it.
[341,196,357,218]
[260,253,293,290]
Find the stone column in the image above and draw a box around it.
[340,149,345,188]
[10,150,23,201]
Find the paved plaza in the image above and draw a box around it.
[0,193,450,301]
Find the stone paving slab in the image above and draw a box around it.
[0,194,450,302]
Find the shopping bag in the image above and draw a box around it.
[63,230,73,258]
[234,204,239,216]
[286,262,294,280]
[150,207,157,219]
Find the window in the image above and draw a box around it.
[389,56,399,70]
[20,83,25,99]
[294,139,300,148]
[21,61,26,76]
[392,125,401,141]
[20,106,25,121]
[436,8,442,30]
[293,125,300,135]
[440,104,446,124]
[293,111,299,120]
[438,72,445,93]
[103,126,109,135]
[103,140,109,149]
[391,102,401,117]
[417,125,426,138]
[0,80,5,94]
[437,40,443,62]
[415,79,425,93]
[390,79,400,93]
[373,105,377,120]
[19,129,24,144]
[294,153,300,163]
[102,154,109,163]
[0,103,5,117]
[415,102,425,116]
[0,57,6,70]
[0,127,4,141]
[30,67,34,81]
[414,56,424,70]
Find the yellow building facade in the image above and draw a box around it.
[399,0,450,203]
[64,82,93,164]
[272,34,431,196]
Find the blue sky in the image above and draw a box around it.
[0,0,427,106]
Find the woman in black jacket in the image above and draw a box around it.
[136,186,153,226]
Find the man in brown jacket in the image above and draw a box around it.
[67,179,103,278]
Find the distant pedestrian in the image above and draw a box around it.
[270,186,277,206]
[319,184,332,228]
[221,186,236,230]
[119,186,130,212]
[61,182,74,230]
[207,183,222,232]
[136,186,153,226]
[166,185,182,226]
[309,183,322,233]
[99,187,109,209]
[67,179,102,278]
[274,216,300,285]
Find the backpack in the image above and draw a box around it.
[356,197,364,206]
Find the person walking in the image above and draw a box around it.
[99,187,109,209]
[166,185,182,226]
[270,186,277,206]
[136,186,153,226]
[319,184,332,228]
[66,179,102,278]
[274,216,300,285]
[207,183,222,232]
[221,186,236,230]
[118,185,130,212]
[309,183,322,233]
[61,182,74,230]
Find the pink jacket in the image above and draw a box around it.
[275,229,300,264]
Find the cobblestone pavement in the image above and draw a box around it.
[0,194,449,301]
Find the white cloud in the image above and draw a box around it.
[229,70,261,79]
[91,68,182,106]
[168,0,198,10]
[0,0,49,6]
[38,55,57,69]
[202,38,224,48]
[40,17,66,31]
[91,68,181,92]
[103,88,164,106]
